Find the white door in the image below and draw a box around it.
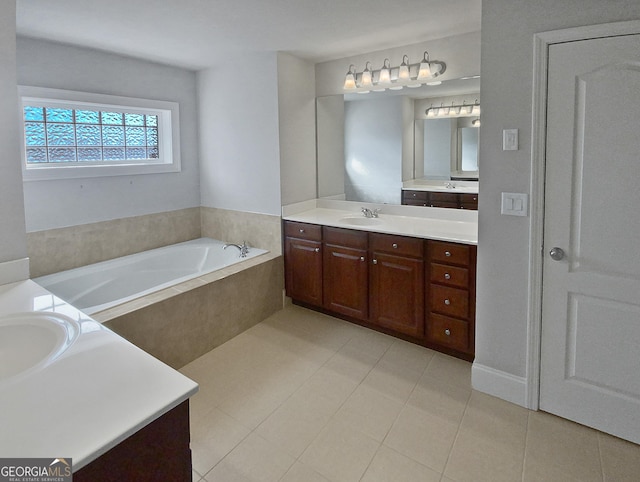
[540,33,640,444]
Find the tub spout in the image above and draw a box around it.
[223,241,249,258]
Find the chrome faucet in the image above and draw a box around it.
[223,241,249,258]
[444,182,455,189]
[361,207,380,218]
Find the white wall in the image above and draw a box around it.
[317,95,345,198]
[344,96,405,204]
[475,0,640,402]
[198,53,282,216]
[277,52,317,206]
[0,0,28,263]
[17,37,200,232]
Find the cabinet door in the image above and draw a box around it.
[323,244,368,320]
[370,253,424,338]
[284,237,322,306]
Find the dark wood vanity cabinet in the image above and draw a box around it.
[402,190,478,210]
[283,220,476,359]
[284,221,323,306]
[426,240,477,356]
[369,233,425,338]
[323,227,369,320]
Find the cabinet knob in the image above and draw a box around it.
[445,329,451,336]
[373,259,378,265]
[314,247,320,253]
[445,251,451,257]
[444,299,451,305]
[299,229,305,233]
[444,273,451,280]
[412,193,417,197]
[392,243,398,249]
[360,256,365,262]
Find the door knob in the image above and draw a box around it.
[549,247,565,261]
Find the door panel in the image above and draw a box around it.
[540,34,640,443]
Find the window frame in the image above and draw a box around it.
[19,86,181,181]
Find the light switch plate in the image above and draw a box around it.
[501,192,528,216]
[503,129,519,151]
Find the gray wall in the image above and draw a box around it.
[17,37,201,232]
[197,53,282,216]
[0,1,27,263]
[475,0,640,399]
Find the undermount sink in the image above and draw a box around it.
[0,312,80,382]
[338,216,383,226]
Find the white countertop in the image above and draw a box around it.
[0,280,198,471]
[402,179,479,194]
[283,207,477,245]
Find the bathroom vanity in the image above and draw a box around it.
[283,203,477,361]
[0,280,198,480]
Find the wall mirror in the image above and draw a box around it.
[316,77,480,205]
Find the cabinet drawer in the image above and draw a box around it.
[430,263,469,289]
[430,284,469,319]
[402,190,428,202]
[403,200,429,207]
[429,192,458,203]
[428,314,469,352]
[459,203,478,210]
[284,221,322,241]
[458,193,478,204]
[429,241,471,266]
[429,201,459,209]
[370,233,424,258]
[323,226,368,249]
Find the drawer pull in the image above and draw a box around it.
[373,259,378,265]
[360,256,365,262]
[314,247,320,253]
[412,193,417,197]
[299,229,305,233]
[444,299,451,305]
[444,273,451,280]
[445,329,451,336]
[445,251,451,257]
[392,243,398,249]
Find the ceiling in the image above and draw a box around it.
[16,0,481,71]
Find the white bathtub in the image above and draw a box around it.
[34,238,268,315]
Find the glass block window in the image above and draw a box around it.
[20,86,181,181]
[23,106,160,164]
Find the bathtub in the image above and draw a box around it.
[34,238,268,315]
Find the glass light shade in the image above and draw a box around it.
[378,59,391,84]
[398,55,411,81]
[417,52,432,80]
[472,105,481,115]
[361,62,373,87]
[343,72,356,90]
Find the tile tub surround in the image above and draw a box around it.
[27,207,201,277]
[101,254,284,369]
[182,305,640,482]
[201,206,282,256]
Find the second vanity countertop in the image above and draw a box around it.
[0,280,198,471]
[283,202,477,245]
[402,179,479,194]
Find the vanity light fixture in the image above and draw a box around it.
[343,64,356,90]
[472,118,481,126]
[342,51,446,92]
[425,99,480,118]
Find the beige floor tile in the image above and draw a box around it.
[383,404,459,473]
[459,391,528,451]
[193,469,202,481]
[361,445,441,482]
[322,343,379,384]
[296,365,359,406]
[332,384,404,442]
[444,429,524,482]
[524,411,602,482]
[255,388,340,458]
[379,339,435,374]
[423,352,471,388]
[204,432,295,482]
[407,374,471,424]
[343,328,395,361]
[361,359,423,403]
[300,419,380,482]
[191,407,251,475]
[599,432,640,481]
[280,462,331,482]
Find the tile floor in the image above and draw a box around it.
[180,305,640,482]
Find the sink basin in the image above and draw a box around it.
[0,312,80,382]
[338,216,383,226]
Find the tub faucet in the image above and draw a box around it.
[223,241,249,258]
[361,207,380,218]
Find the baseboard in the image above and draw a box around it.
[472,362,528,408]
[0,257,30,286]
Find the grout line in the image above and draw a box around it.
[596,432,606,482]
[521,410,531,482]
[439,384,472,480]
